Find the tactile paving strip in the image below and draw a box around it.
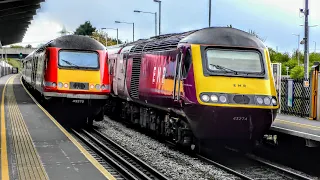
[6,77,49,180]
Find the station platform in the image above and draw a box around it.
[271,113,320,142]
[0,74,115,180]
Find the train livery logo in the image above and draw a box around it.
[233,84,247,88]
[152,67,166,84]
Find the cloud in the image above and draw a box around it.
[11,0,320,53]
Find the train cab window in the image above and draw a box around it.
[206,49,263,75]
[58,50,99,69]
[182,49,192,78]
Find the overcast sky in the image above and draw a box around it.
[15,0,320,53]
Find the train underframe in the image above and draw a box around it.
[104,96,197,151]
[22,77,106,126]
[104,96,265,152]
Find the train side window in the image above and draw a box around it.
[182,49,192,78]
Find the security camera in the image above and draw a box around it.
[300,8,304,13]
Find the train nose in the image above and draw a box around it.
[184,105,273,141]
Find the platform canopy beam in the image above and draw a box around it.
[0,0,45,46]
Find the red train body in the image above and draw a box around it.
[21,35,110,124]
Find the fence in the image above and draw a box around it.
[279,78,310,117]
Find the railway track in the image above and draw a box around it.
[71,128,169,180]
[197,147,315,180]
[100,117,316,180]
[163,140,314,180]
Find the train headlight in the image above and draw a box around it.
[271,98,277,105]
[101,85,106,90]
[52,82,57,87]
[256,97,263,104]
[90,84,94,89]
[58,82,63,88]
[95,84,100,90]
[264,97,271,105]
[219,95,227,103]
[210,95,218,102]
[64,83,68,88]
[201,94,210,102]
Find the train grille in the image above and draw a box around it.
[70,82,89,90]
[130,57,141,99]
[233,95,250,104]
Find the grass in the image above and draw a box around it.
[7,58,21,72]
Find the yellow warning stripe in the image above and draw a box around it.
[1,75,16,180]
[275,119,320,131]
[7,76,49,180]
[19,76,116,180]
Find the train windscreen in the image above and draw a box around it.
[58,50,99,69]
[206,49,263,75]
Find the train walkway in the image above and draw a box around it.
[0,74,115,180]
[272,113,320,142]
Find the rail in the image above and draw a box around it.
[71,128,169,180]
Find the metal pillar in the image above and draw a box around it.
[132,23,135,42]
[158,1,161,35]
[155,12,157,36]
[116,28,119,45]
[303,0,309,79]
[209,0,211,27]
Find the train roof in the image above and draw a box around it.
[45,35,106,50]
[180,27,266,49]
[124,27,266,54]
[23,35,106,61]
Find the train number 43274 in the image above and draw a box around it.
[233,116,248,121]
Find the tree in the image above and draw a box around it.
[74,21,96,36]
[290,66,304,79]
[10,45,23,48]
[25,44,32,48]
[91,31,123,46]
[248,29,266,42]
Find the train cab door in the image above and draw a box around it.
[117,53,127,96]
[31,54,38,86]
[110,58,118,95]
[173,50,183,104]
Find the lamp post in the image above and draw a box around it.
[101,28,108,46]
[209,0,211,27]
[153,0,161,35]
[134,10,157,36]
[292,33,300,66]
[313,41,316,52]
[299,23,318,79]
[103,28,119,45]
[115,21,134,42]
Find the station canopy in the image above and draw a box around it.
[0,0,45,46]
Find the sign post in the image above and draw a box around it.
[272,63,282,113]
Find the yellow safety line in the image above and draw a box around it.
[7,76,49,180]
[1,75,17,180]
[19,76,116,180]
[275,119,320,130]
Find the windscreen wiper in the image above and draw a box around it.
[61,59,80,68]
[210,64,238,75]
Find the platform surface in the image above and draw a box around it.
[271,113,320,141]
[0,74,115,180]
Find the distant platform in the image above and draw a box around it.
[271,114,320,142]
[0,74,115,180]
